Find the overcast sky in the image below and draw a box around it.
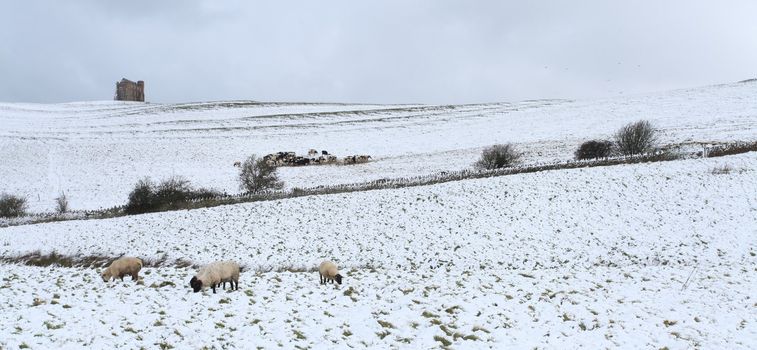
[1,1,756,104]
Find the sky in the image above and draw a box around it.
[1,0,756,104]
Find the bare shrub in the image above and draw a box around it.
[124,176,220,214]
[0,193,27,218]
[614,120,657,155]
[239,154,284,193]
[475,144,521,170]
[154,176,193,208]
[125,178,156,214]
[575,140,613,160]
[55,192,69,214]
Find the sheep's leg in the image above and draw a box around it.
[131,272,138,281]
[212,284,217,294]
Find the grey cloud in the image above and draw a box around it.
[1,1,756,104]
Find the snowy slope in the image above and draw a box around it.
[0,153,755,349]
[2,81,757,211]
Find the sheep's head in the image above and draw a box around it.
[189,276,203,293]
[101,268,112,282]
[335,274,343,285]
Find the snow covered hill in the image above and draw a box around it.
[2,81,757,211]
[0,152,755,349]
[0,82,756,349]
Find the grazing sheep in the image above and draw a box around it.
[321,150,329,155]
[342,155,371,165]
[101,257,143,283]
[190,261,240,294]
[319,260,343,285]
[308,149,318,156]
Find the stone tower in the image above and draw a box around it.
[115,78,145,102]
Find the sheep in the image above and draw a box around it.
[101,257,143,283]
[319,260,343,285]
[233,161,241,167]
[189,261,240,294]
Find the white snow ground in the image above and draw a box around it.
[0,152,755,349]
[2,81,757,212]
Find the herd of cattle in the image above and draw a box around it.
[261,149,371,167]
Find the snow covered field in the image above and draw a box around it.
[1,81,756,348]
[2,81,757,212]
[1,152,755,348]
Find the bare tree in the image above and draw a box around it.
[55,192,69,214]
[614,120,657,156]
[238,155,284,193]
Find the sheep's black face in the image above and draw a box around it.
[335,274,343,285]
[189,277,202,293]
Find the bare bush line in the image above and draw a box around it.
[0,251,198,269]
[2,141,754,228]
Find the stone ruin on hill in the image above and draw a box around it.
[115,78,145,102]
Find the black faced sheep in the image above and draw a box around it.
[189,261,240,294]
[319,260,343,285]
